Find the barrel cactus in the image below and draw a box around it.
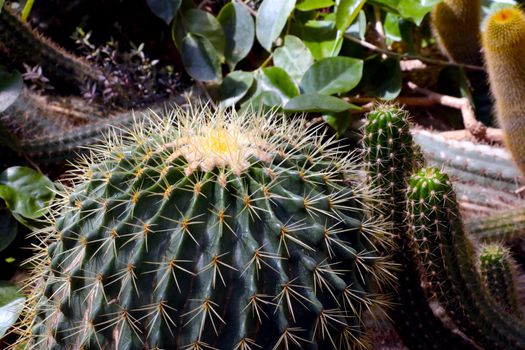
[18,107,392,349]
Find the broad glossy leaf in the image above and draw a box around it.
[173,9,225,59]
[323,111,353,136]
[301,56,363,95]
[253,67,299,105]
[180,33,222,82]
[345,10,366,40]
[397,0,441,25]
[146,0,181,24]
[296,0,334,11]
[284,94,359,113]
[256,0,296,51]
[273,35,314,84]
[240,91,282,112]
[301,20,342,59]
[384,13,402,41]
[335,0,366,31]
[0,67,22,113]
[0,166,55,220]
[368,0,400,12]
[0,281,24,338]
[219,71,254,107]
[218,3,254,70]
[363,56,402,100]
[0,210,17,252]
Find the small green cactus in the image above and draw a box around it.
[17,107,393,349]
[363,106,473,349]
[480,243,522,316]
[408,167,525,349]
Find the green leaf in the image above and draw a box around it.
[284,94,359,113]
[345,10,366,40]
[256,67,299,103]
[368,0,400,12]
[397,0,441,25]
[0,1,4,13]
[146,0,181,24]
[273,35,314,84]
[240,91,282,112]
[0,166,55,220]
[301,20,342,59]
[218,3,254,70]
[256,0,296,51]
[384,13,402,41]
[180,33,222,82]
[362,56,402,100]
[0,210,16,252]
[0,281,24,338]
[296,0,334,11]
[323,111,353,136]
[219,71,254,107]
[301,56,363,95]
[335,0,367,31]
[0,67,22,113]
[173,9,225,59]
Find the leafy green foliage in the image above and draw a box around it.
[300,56,363,95]
[146,0,181,24]
[218,3,255,70]
[162,0,486,132]
[256,0,296,51]
[0,166,55,220]
[0,281,24,338]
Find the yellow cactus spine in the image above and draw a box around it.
[482,7,525,177]
[431,0,481,65]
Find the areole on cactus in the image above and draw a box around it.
[16,106,393,349]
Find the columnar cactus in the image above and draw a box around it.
[408,167,525,349]
[17,107,393,349]
[362,106,473,349]
[480,243,522,316]
[482,7,525,177]
[431,0,481,65]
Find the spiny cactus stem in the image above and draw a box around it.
[363,107,474,349]
[480,243,522,316]
[0,6,101,89]
[408,168,525,349]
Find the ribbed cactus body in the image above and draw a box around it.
[480,243,522,315]
[22,108,389,349]
[482,7,525,177]
[408,168,525,349]
[431,0,481,65]
[363,107,474,349]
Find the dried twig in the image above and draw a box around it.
[343,34,484,71]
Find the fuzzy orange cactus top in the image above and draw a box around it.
[482,7,525,178]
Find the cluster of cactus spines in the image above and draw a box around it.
[0,5,101,90]
[479,243,522,315]
[16,107,394,349]
[413,130,524,216]
[408,167,525,348]
[482,7,525,178]
[467,206,525,243]
[362,106,474,349]
[431,0,481,65]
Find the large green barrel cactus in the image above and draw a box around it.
[19,108,392,349]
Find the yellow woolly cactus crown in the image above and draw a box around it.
[482,7,525,51]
